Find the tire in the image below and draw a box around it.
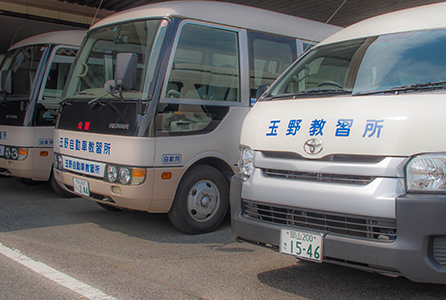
[97,202,124,212]
[168,165,229,234]
[49,169,77,198]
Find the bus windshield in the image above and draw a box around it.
[0,44,47,102]
[64,19,167,101]
[267,28,446,99]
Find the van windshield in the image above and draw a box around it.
[267,28,446,99]
[0,44,47,101]
[64,19,166,101]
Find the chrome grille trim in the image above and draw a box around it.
[242,200,397,242]
[434,237,446,266]
[262,168,375,185]
[261,151,386,163]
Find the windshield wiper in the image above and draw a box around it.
[352,81,446,96]
[268,88,351,100]
[59,92,96,106]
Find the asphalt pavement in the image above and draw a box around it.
[0,176,445,299]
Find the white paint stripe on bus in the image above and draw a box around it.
[0,242,117,300]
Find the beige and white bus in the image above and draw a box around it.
[53,1,340,233]
[0,30,84,195]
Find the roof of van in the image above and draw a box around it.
[9,30,86,51]
[320,3,446,45]
[90,1,341,42]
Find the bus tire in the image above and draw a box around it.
[168,165,229,234]
[49,169,77,198]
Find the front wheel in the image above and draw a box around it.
[168,165,229,234]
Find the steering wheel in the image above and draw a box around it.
[316,81,344,89]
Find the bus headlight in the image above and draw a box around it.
[119,167,131,185]
[4,147,28,160]
[406,154,446,192]
[53,154,64,170]
[5,147,11,159]
[238,145,254,180]
[106,165,118,182]
[11,148,18,160]
[105,164,146,186]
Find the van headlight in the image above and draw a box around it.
[406,154,446,192]
[238,145,254,180]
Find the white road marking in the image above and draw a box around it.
[0,242,117,300]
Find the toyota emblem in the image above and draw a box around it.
[303,138,323,155]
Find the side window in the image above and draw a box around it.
[248,31,297,100]
[157,23,239,136]
[164,23,240,102]
[37,47,77,126]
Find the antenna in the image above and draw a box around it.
[10,27,20,48]
[90,0,104,27]
[304,0,348,53]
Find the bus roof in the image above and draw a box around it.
[321,3,446,46]
[9,30,86,51]
[90,1,341,42]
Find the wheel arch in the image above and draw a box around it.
[188,156,235,186]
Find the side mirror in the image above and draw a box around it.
[115,53,137,91]
[1,70,12,95]
[256,84,270,100]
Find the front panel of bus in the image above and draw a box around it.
[53,16,301,222]
[0,44,77,180]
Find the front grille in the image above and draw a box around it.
[261,151,385,163]
[434,237,446,266]
[242,200,397,242]
[262,168,375,185]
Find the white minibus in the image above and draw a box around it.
[53,1,340,233]
[0,30,84,195]
[232,3,446,284]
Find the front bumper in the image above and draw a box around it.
[231,175,446,284]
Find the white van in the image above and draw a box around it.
[52,1,340,234]
[231,3,446,284]
[0,30,84,195]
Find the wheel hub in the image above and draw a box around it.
[187,180,219,222]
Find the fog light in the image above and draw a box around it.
[111,186,121,194]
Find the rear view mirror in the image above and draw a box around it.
[115,53,137,91]
[1,70,12,95]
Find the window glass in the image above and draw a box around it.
[268,28,446,99]
[65,20,164,100]
[36,47,78,126]
[164,23,240,102]
[248,32,297,99]
[158,23,238,136]
[0,45,46,101]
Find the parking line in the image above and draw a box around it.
[0,242,117,300]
